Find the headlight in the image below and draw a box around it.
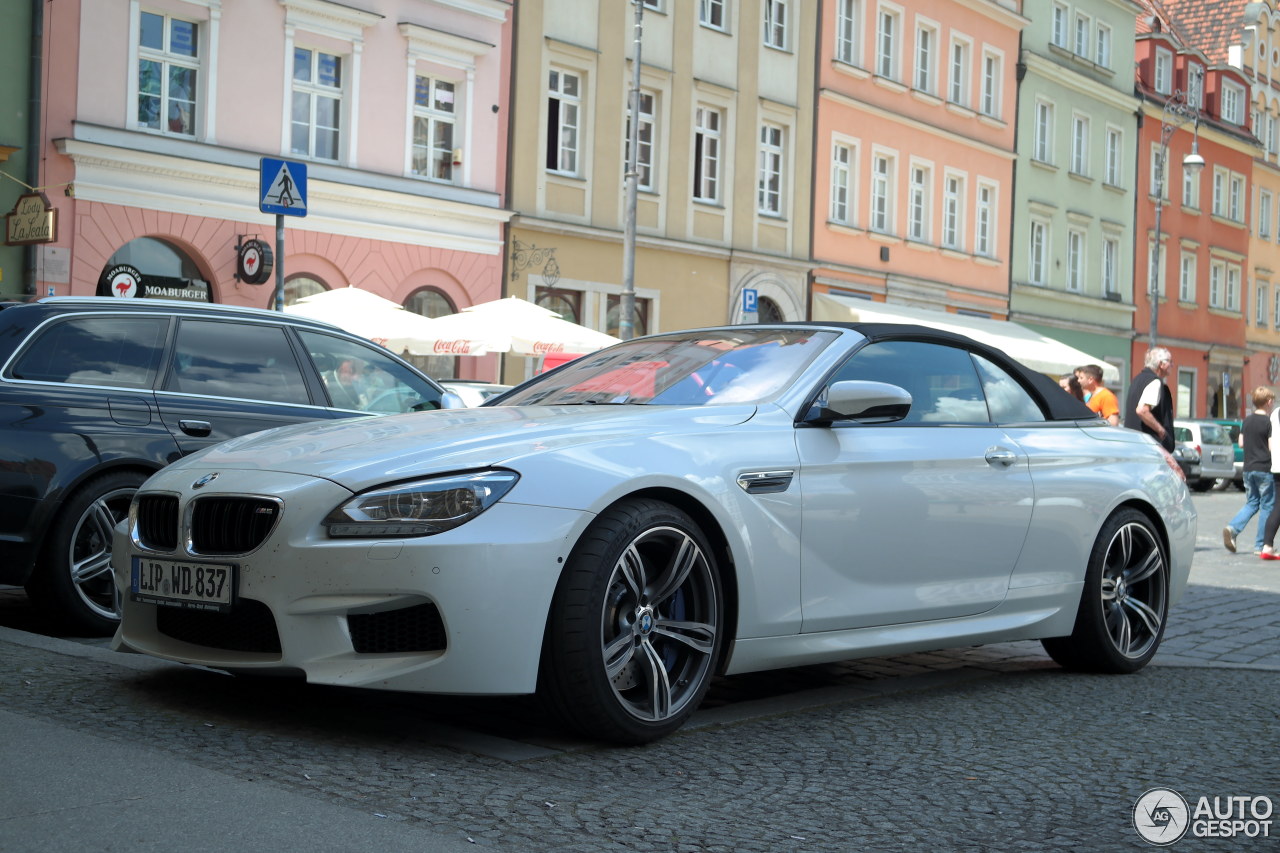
[324,470,519,537]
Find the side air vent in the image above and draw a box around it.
[736,470,795,495]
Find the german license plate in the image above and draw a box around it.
[131,557,235,611]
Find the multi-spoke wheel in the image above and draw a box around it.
[26,471,145,636]
[1042,508,1168,673]
[540,498,723,744]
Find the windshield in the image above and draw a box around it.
[501,328,839,406]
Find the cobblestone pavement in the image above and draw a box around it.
[2,491,1278,851]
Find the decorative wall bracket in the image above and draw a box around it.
[511,238,560,286]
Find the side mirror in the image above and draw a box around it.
[811,380,912,424]
[439,391,467,410]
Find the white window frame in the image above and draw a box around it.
[1066,229,1085,292]
[876,5,901,81]
[763,0,788,50]
[547,68,582,175]
[1034,100,1053,163]
[1071,113,1089,176]
[980,49,1001,118]
[1102,235,1120,297]
[1179,250,1197,303]
[699,0,726,30]
[694,104,723,203]
[1183,160,1200,208]
[133,8,205,139]
[1154,48,1172,95]
[1029,219,1049,285]
[1051,3,1069,48]
[836,0,861,65]
[1230,173,1245,222]
[1228,264,1242,312]
[870,150,896,234]
[1096,22,1112,68]
[915,20,938,94]
[948,35,971,107]
[975,181,996,257]
[757,122,785,215]
[1209,259,1225,308]
[1222,81,1245,125]
[1261,189,1273,239]
[291,46,345,162]
[1212,167,1227,216]
[1257,280,1270,327]
[830,139,857,226]
[1274,287,1280,328]
[1105,126,1122,186]
[410,74,459,182]
[907,161,931,242]
[1073,12,1090,57]
[625,88,656,192]
[942,172,964,250]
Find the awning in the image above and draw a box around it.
[812,292,1120,384]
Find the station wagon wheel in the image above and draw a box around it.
[1042,508,1168,673]
[541,498,723,744]
[26,471,146,636]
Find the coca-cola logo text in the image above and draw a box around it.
[532,341,566,354]
[434,339,474,354]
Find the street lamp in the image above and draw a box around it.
[1148,68,1205,349]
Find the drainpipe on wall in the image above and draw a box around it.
[24,0,43,297]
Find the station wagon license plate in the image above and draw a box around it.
[131,557,234,611]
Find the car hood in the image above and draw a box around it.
[173,404,758,490]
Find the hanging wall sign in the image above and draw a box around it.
[5,192,57,246]
[99,264,144,298]
[236,239,274,285]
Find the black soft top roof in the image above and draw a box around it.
[793,320,1097,423]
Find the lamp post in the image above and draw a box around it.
[1148,69,1205,350]
[619,0,643,341]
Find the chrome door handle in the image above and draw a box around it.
[985,447,1017,467]
[179,419,212,437]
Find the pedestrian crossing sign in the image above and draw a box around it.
[259,157,308,217]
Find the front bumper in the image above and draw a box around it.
[112,467,587,695]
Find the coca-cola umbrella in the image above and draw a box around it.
[283,286,475,354]
[421,297,619,357]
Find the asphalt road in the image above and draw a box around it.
[1,490,1277,851]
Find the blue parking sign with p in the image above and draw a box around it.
[742,288,758,314]
[260,158,307,217]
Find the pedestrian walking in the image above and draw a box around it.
[1224,386,1274,554]
[1124,347,1175,452]
[1075,364,1120,426]
[1059,374,1084,401]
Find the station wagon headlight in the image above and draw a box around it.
[324,470,519,537]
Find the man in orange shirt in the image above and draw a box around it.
[1075,364,1120,426]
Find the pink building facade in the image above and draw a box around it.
[812,0,1026,318]
[34,0,512,378]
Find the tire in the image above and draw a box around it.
[1042,508,1169,673]
[539,498,723,744]
[1188,478,1214,492]
[26,471,146,636]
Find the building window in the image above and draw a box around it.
[871,152,894,233]
[1067,229,1085,292]
[1274,288,1280,328]
[1183,161,1200,208]
[876,8,900,80]
[831,142,854,225]
[1029,220,1048,285]
[700,0,726,29]
[758,123,784,215]
[694,106,722,202]
[1105,127,1122,186]
[137,11,199,136]
[1152,240,1167,299]
[1230,174,1245,221]
[763,0,788,49]
[1262,189,1273,239]
[625,90,656,191]
[1096,23,1112,67]
[411,76,456,181]
[1071,114,1089,175]
[915,23,936,94]
[1102,236,1119,297]
[949,37,970,106]
[980,51,1000,117]
[1154,49,1172,94]
[1034,101,1053,163]
[292,47,342,160]
[1179,251,1196,302]
[536,287,582,325]
[1212,168,1226,216]
[1210,260,1224,308]
[908,163,930,242]
[1051,3,1068,48]
[943,174,963,250]
[1222,81,1245,125]
[546,69,581,174]
[975,182,995,257]
[1268,114,1279,158]
[1228,264,1241,311]
[1073,13,1090,57]
[836,0,861,65]
[1258,281,1270,327]
[607,295,651,338]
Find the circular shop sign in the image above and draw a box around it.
[236,239,274,285]
[1132,787,1190,846]
[101,264,144,298]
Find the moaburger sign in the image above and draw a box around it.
[259,158,307,217]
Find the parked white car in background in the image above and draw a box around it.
[113,323,1197,743]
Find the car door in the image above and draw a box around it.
[155,317,331,455]
[794,338,1035,633]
